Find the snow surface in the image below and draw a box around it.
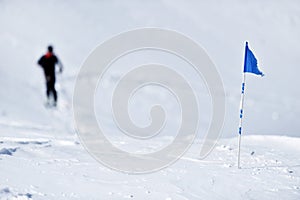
[0,0,300,199]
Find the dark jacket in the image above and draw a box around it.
[38,52,59,78]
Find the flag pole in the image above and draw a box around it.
[238,41,248,169]
[238,41,264,168]
[237,72,246,169]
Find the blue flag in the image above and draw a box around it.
[244,42,264,76]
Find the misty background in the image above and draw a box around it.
[0,0,299,138]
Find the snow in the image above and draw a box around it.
[0,0,300,199]
[1,132,300,199]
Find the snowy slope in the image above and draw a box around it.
[0,0,300,199]
[1,132,300,199]
[1,0,300,137]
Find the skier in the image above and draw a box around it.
[37,45,63,107]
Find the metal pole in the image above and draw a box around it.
[238,73,246,169]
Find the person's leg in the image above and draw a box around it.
[49,77,57,104]
[46,76,51,100]
[53,86,57,103]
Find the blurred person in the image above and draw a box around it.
[37,45,63,107]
